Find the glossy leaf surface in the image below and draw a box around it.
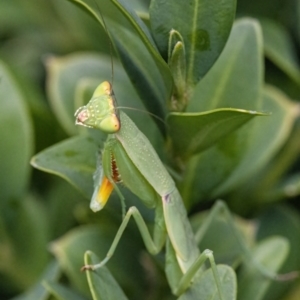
[261,19,300,86]
[188,19,263,112]
[238,237,289,300]
[0,60,33,204]
[43,281,87,300]
[168,108,268,158]
[12,261,60,300]
[182,86,298,205]
[31,136,100,198]
[85,251,128,300]
[150,0,236,85]
[178,265,237,300]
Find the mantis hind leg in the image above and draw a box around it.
[165,237,235,300]
[166,199,298,299]
[82,204,166,271]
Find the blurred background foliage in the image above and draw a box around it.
[0,0,300,299]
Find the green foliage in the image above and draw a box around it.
[1,0,300,299]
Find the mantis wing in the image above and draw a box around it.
[116,112,174,196]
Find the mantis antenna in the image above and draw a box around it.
[117,106,167,126]
[93,0,114,85]
[91,0,166,128]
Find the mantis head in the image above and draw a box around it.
[75,81,120,133]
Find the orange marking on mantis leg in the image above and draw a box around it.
[94,154,122,209]
[96,176,114,208]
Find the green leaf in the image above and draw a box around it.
[238,236,289,300]
[150,0,236,86]
[43,281,87,300]
[51,224,145,298]
[212,85,297,196]
[11,261,60,300]
[168,108,268,158]
[168,30,187,111]
[261,18,300,86]
[284,283,300,300]
[51,226,101,296]
[84,251,128,300]
[74,78,100,110]
[180,19,264,205]
[237,0,299,43]
[256,205,300,299]
[266,173,300,202]
[178,265,237,300]
[52,0,112,53]
[0,60,33,204]
[180,19,295,207]
[66,0,173,121]
[45,178,87,239]
[0,195,49,292]
[31,135,101,198]
[231,114,300,207]
[188,18,263,112]
[182,85,298,206]
[191,208,255,268]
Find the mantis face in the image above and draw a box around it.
[75,81,120,133]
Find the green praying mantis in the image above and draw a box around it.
[74,81,232,299]
[74,81,298,299]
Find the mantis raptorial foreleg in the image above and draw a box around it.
[82,204,167,271]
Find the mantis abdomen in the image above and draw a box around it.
[116,112,200,272]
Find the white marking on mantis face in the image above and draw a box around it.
[74,107,92,128]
